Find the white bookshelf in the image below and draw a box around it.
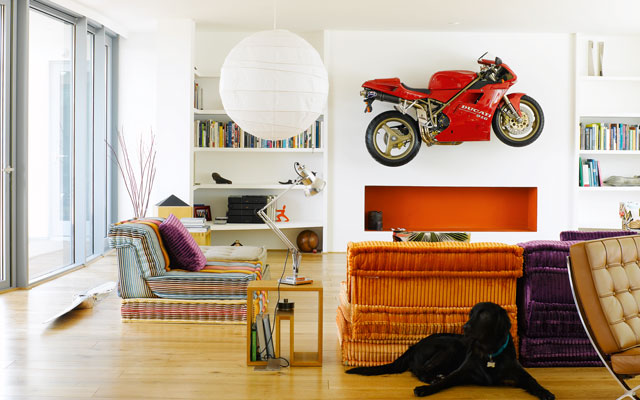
[207,220,323,231]
[573,34,640,229]
[189,32,328,249]
[193,147,324,153]
[193,184,309,190]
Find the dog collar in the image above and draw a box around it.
[488,335,510,359]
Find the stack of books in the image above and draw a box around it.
[578,157,602,187]
[180,217,209,233]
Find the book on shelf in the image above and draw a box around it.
[580,122,640,151]
[194,119,322,149]
[193,82,204,110]
[579,158,602,187]
[250,322,257,362]
[256,314,265,360]
[261,314,275,359]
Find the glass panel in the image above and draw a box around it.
[28,9,74,280]
[0,3,6,286]
[85,32,94,256]
[105,39,112,237]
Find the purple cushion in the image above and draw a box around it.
[158,214,207,272]
[559,230,636,241]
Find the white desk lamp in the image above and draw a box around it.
[257,162,326,285]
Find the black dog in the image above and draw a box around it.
[346,302,555,399]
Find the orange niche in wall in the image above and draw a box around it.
[364,186,537,232]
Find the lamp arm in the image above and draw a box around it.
[257,179,304,279]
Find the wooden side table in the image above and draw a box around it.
[246,280,323,367]
[275,310,294,361]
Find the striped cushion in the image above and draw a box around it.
[145,270,260,300]
[108,221,168,277]
[116,247,157,298]
[159,214,206,271]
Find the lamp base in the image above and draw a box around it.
[279,276,313,285]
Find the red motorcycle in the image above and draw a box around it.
[361,54,544,166]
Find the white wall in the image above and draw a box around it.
[117,20,194,219]
[324,31,574,251]
[119,27,576,250]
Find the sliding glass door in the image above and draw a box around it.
[27,8,75,280]
[0,0,10,289]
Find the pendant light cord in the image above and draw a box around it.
[273,0,277,30]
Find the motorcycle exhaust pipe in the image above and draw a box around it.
[361,89,401,104]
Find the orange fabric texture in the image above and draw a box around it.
[338,241,523,366]
[346,241,522,307]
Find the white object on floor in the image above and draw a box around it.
[44,281,117,324]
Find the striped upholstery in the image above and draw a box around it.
[116,246,156,299]
[109,221,168,277]
[145,270,261,300]
[338,241,523,366]
[159,214,207,271]
[108,221,268,323]
[121,298,261,324]
[339,282,518,342]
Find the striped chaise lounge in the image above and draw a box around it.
[108,219,268,323]
[337,241,523,366]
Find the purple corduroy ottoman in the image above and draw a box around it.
[517,238,605,367]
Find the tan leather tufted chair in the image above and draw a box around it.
[568,235,640,400]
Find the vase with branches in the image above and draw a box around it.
[107,130,157,219]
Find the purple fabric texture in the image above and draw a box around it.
[158,214,207,272]
[559,230,636,241]
[517,240,578,271]
[514,233,634,366]
[523,267,575,304]
[519,336,601,367]
[520,301,587,338]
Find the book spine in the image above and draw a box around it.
[251,323,257,362]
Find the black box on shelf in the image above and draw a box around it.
[227,209,260,217]
[228,196,242,204]
[241,195,269,204]
[228,202,266,211]
[227,215,263,224]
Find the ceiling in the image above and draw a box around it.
[73,0,640,34]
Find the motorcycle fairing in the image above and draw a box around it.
[429,70,476,90]
[435,87,508,142]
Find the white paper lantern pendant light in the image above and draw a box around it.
[219,27,329,141]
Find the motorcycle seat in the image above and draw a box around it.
[401,83,431,95]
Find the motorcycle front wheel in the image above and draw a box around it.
[365,111,421,167]
[492,95,544,147]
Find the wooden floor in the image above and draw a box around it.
[0,250,634,399]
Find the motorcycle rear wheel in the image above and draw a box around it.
[492,95,544,147]
[365,111,421,167]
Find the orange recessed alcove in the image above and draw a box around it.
[364,186,537,232]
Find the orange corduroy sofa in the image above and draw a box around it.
[337,241,523,366]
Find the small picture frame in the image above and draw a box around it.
[193,205,212,221]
